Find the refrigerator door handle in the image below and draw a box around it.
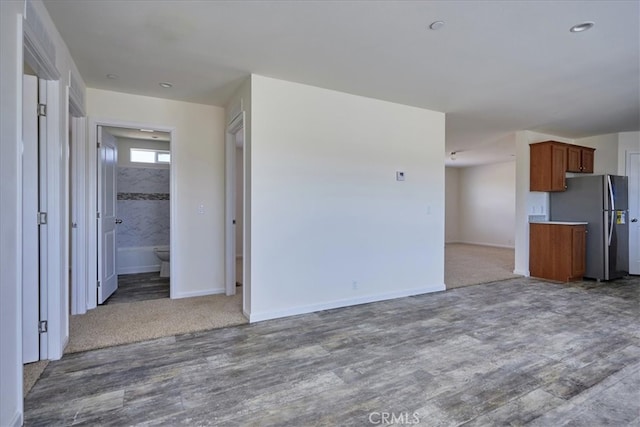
[608,211,614,247]
[607,175,615,247]
[608,175,615,211]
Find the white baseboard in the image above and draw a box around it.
[513,269,530,277]
[171,288,225,299]
[455,241,515,249]
[247,284,446,323]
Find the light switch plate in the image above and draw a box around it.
[396,171,405,181]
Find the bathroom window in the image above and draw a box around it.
[130,148,171,164]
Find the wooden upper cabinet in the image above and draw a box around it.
[566,145,582,172]
[580,148,595,173]
[530,141,595,191]
[530,141,567,192]
[567,145,595,173]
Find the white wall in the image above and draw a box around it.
[445,167,460,243]
[87,89,225,298]
[458,161,516,248]
[249,75,446,321]
[1,2,25,424]
[618,132,640,175]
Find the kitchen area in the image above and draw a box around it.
[528,141,631,283]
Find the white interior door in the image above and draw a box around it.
[22,75,39,363]
[97,126,118,303]
[628,152,640,275]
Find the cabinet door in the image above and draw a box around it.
[571,226,586,278]
[530,143,551,191]
[566,145,582,172]
[581,148,595,173]
[551,144,567,191]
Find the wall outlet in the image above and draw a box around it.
[198,204,205,215]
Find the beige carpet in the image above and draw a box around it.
[23,360,49,398]
[23,291,245,397]
[445,243,520,289]
[66,291,247,354]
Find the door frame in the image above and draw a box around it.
[225,112,245,296]
[21,5,67,363]
[84,118,176,310]
[627,151,640,275]
[70,116,87,314]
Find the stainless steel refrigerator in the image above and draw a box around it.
[549,174,629,280]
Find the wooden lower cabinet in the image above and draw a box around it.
[530,223,587,282]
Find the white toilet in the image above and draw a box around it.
[154,248,170,278]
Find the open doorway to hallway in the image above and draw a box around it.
[444,162,519,288]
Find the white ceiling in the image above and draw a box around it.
[102,126,170,142]
[44,0,639,166]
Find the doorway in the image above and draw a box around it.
[99,125,172,304]
[72,119,175,314]
[22,70,47,363]
[225,113,245,296]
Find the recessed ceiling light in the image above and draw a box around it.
[106,74,118,79]
[570,21,594,33]
[429,21,445,30]
[159,82,173,88]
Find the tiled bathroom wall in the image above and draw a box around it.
[117,167,170,248]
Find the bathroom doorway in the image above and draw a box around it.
[71,119,175,312]
[102,126,172,304]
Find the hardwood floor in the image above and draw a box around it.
[103,272,169,305]
[25,276,639,426]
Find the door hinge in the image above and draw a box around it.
[38,320,48,333]
[38,104,47,117]
[97,211,101,219]
[71,222,78,228]
[98,280,101,288]
[97,141,101,148]
[37,211,47,225]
